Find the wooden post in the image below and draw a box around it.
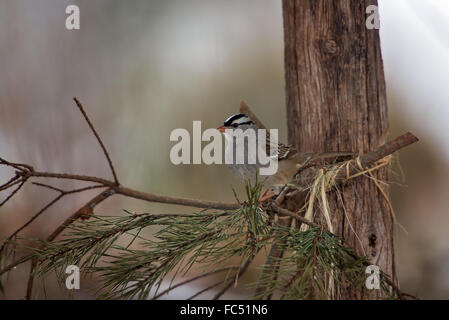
[282,0,395,298]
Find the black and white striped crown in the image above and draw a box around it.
[223,113,254,127]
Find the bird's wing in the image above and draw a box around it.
[265,138,294,160]
[264,132,354,163]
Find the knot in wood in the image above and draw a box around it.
[324,39,338,55]
[368,233,377,247]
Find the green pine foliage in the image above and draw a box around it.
[253,226,393,299]
[1,179,396,299]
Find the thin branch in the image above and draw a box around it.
[282,268,303,294]
[187,280,224,300]
[0,255,30,277]
[0,173,20,191]
[3,186,108,298]
[31,182,65,193]
[18,171,114,186]
[13,170,240,211]
[46,188,115,242]
[35,183,106,195]
[122,209,233,219]
[25,259,37,300]
[115,185,240,211]
[11,184,106,299]
[359,132,419,168]
[0,194,64,255]
[0,178,27,207]
[212,257,254,300]
[0,184,106,254]
[73,97,119,185]
[152,266,239,300]
[0,156,34,173]
[0,189,115,277]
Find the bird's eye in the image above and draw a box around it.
[232,123,238,128]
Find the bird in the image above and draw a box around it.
[217,113,353,202]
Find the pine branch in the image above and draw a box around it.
[13,193,267,299]
[0,99,419,300]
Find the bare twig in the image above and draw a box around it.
[115,185,240,210]
[0,173,21,191]
[10,170,240,211]
[0,178,27,207]
[73,97,119,185]
[31,182,65,193]
[17,171,113,185]
[0,156,33,172]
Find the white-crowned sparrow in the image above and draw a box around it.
[218,113,353,200]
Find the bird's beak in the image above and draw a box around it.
[217,126,226,133]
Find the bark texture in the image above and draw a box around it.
[282,0,395,298]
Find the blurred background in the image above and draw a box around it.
[0,0,448,299]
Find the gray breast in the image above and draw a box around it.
[224,126,263,184]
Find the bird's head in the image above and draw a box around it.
[217,113,255,133]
